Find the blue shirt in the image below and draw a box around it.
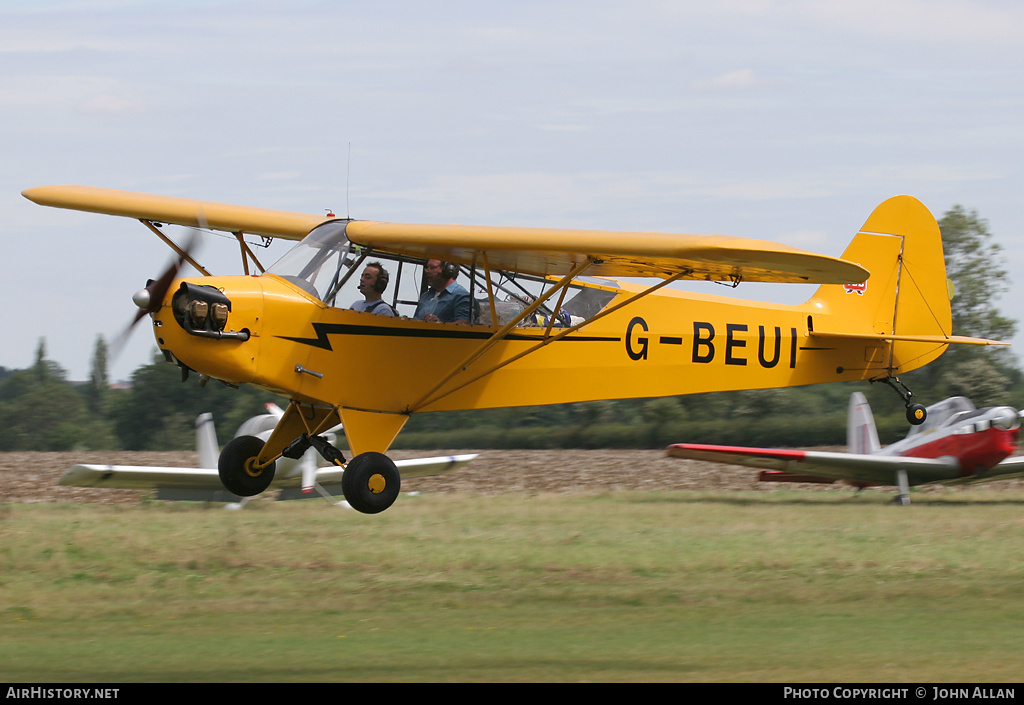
[414,281,471,323]
[351,298,396,316]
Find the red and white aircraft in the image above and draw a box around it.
[667,393,1024,504]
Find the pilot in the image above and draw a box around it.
[414,259,470,324]
[351,261,396,316]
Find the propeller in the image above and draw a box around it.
[108,228,201,364]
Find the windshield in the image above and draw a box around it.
[267,220,358,304]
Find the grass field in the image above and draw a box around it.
[2,490,1023,682]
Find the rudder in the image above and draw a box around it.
[847,392,880,454]
[807,196,952,375]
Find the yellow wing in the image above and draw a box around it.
[24,184,868,284]
[346,221,867,284]
[22,184,329,240]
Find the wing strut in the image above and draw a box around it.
[234,232,267,275]
[140,220,211,276]
[482,253,499,329]
[408,265,694,412]
[407,259,596,412]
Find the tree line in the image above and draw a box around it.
[1,205,1019,452]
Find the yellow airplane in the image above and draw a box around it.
[23,185,1005,513]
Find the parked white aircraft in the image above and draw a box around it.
[668,393,1024,504]
[60,404,476,509]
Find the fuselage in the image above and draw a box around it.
[150,270,942,416]
[881,405,1020,478]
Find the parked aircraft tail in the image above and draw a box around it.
[196,413,219,469]
[847,392,880,455]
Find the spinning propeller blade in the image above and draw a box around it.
[109,227,202,364]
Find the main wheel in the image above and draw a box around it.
[342,452,401,514]
[906,403,927,425]
[218,435,277,497]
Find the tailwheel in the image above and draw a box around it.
[342,452,401,514]
[218,435,277,497]
[873,376,928,426]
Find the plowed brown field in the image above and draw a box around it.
[2,448,1021,505]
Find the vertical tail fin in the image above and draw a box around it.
[806,195,953,376]
[847,392,880,454]
[300,450,318,494]
[196,413,219,469]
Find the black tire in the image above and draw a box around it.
[906,403,927,425]
[218,435,276,497]
[342,452,401,514]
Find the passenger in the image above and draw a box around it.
[414,259,470,324]
[350,261,396,316]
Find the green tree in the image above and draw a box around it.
[640,397,687,425]
[942,204,1015,346]
[33,339,48,382]
[0,339,115,450]
[85,335,110,414]
[111,353,287,450]
[940,206,1017,361]
[900,206,1019,407]
[941,359,1011,405]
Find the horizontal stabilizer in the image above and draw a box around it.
[810,330,1008,346]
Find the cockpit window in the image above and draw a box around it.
[266,221,619,326]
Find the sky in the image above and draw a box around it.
[2,0,1023,383]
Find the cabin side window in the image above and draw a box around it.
[267,224,618,327]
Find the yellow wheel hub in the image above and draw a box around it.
[367,473,387,495]
[243,458,266,478]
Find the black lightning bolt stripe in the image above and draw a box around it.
[278,322,621,351]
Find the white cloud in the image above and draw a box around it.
[81,93,146,114]
[690,69,770,92]
[800,0,1024,43]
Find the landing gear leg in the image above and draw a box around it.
[306,434,347,466]
[894,469,911,506]
[873,376,927,425]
